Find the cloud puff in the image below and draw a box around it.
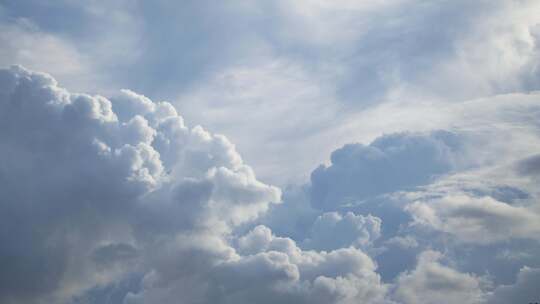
[310,131,460,210]
[260,123,540,284]
[303,212,381,251]
[127,224,387,304]
[256,93,540,291]
[0,65,281,303]
[233,225,387,304]
[0,65,394,304]
[394,250,487,304]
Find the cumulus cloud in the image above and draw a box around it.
[125,223,388,304]
[2,64,540,303]
[0,65,281,303]
[259,113,540,285]
[255,89,540,292]
[231,225,387,304]
[310,131,461,210]
[2,0,540,301]
[394,250,487,304]
[0,65,395,304]
[303,212,381,251]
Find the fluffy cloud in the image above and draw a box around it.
[259,93,540,294]
[310,131,460,210]
[232,225,387,304]
[394,251,487,304]
[125,224,388,304]
[2,0,540,300]
[2,64,540,303]
[0,65,281,303]
[0,65,394,304]
[303,212,381,251]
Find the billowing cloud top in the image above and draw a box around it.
[0,65,285,303]
[0,66,394,304]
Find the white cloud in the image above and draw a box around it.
[128,224,388,304]
[406,194,540,244]
[309,131,461,210]
[0,65,280,303]
[2,0,540,302]
[303,212,381,251]
[394,251,487,304]
[0,65,396,304]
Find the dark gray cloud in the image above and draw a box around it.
[488,267,540,304]
[517,154,540,176]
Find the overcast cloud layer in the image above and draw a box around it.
[1,1,540,304]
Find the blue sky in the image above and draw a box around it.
[1,1,540,303]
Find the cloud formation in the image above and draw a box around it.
[2,0,540,302]
[2,55,540,303]
[0,66,399,304]
[0,65,281,303]
[4,0,540,184]
[394,250,486,304]
[310,131,460,210]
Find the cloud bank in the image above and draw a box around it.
[2,60,540,303]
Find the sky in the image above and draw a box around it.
[0,1,540,303]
